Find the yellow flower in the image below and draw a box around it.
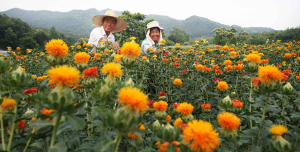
[37,77,43,81]
[77,45,81,49]
[94,53,102,58]
[217,112,240,130]
[224,60,232,65]
[165,115,171,122]
[130,37,136,41]
[195,40,199,44]
[217,81,228,91]
[118,87,148,113]
[269,125,288,136]
[203,39,206,42]
[160,39,166,44]
[173,78,182,85]
[121,42,141,58]
[2,97,16,111]
[45,39,68,57]
[177,102,194,116]
[141,56,148,61]
[222,46,229,51]
[101,63,123,78]
[246,54,261,64]
[175,43,180,47]
[31,75,37,79]
[183,120,220,152]
[153,101,168,111]
[153,55,157,58]
[174,117,184,127]
[48,65,80,87]
[258,65,283,83]
[74,52,90,64]
[113,54,124,62]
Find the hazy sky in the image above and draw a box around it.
[1,0,300,30]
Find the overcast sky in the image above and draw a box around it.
[1,0,300,30]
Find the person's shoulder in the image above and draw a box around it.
[141,39,147,45]
[91,27,102,33]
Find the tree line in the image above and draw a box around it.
[0,14,76,52]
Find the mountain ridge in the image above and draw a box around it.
[1,8,275,39]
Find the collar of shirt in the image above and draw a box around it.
[100,26,113,39]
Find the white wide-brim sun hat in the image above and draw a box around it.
[145,21,164,35]
[92,10,127,33]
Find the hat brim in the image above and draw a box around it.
[145,26,164,35]
[92,15,127,33]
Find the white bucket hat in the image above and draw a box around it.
[92,10,127,33]
[145,21,164,35]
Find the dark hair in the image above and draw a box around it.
[102,16,117,24]
[150,27,160,33]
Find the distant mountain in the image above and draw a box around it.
[1,8,274,39]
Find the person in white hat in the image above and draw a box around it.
[140,21,164,55]
[88,10,127,52]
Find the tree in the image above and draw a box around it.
[4,27,18,48]
[237,29,251,44]
[167,27,190,44]
[212,26,238,45]
[33,30,50,48]
[19,36,38,50]
[116,11,154,46]
[49,26,60,39]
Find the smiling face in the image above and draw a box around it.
[149,27,160,42]
[102,16,116,35]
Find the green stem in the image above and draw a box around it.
[257,92,270,147]
[249,79,253,144]
[112,131,122,152]
[50,110,62,147]
[23,135,32,152]
[43,138,47,152]
[7,93,19,151]
[1,111,6,150]
[295,133,299,148]
[149,132,156,148]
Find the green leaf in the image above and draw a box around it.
[48,142,67,152]
[30,142,43,148]
[28,119,53,130]
[65,114,85,130]
[56,121,72,135]
[77,143,94,150]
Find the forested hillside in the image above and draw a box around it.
[1,8,274,39]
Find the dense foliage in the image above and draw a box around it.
[0,14,76,52]
[0,38,300,152]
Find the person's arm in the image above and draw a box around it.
[143,44,151,55]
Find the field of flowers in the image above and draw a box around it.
[0,38,300,152]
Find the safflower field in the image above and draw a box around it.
[0,38,300,152]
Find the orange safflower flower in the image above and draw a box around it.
[218,112,240,130]
[222,46,229,51]
[174,118,184,127]
[215,70,223,74]
[83,66,99,78]
[153,101,168,111]
[212,65,219,70]
[121,42,141,58]
[160,39,166,44]
[2,97,16,111]
[232,100,243,108]
[74,52,90,64]
[217,81,228,91]
[173,78,182,85]
[252,77,260,87]
[118,87,148,113]
[261,59,269,64]
[269,125,288,136]
[224,60,232,65]
[215,45,220,49]
[177,102,194,116]
[48,65,80,87]
[94,53,102,58]
[246,54,261,63]
[224,65,233,71]
[42,108,55,115]
[101,62,123,78]
[201,103,211,109]
[296,76,300,81]
[257,65,283,83]
[234,64,243,70]
[183,120,220,152]
[45,39,68,57]
[162,58,169,62]
[165,115,172,122]
[196,64,204,70]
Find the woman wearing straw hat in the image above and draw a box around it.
[140,21,164,55]
[88,10,127,52]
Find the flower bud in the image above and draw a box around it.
[48,86,75,108]
[182,114,194,123]
[230,91,237,98]
[155,111,167,119]
[0,57,9,74]
[158,123,181,142]
[84,77,98,87]
[220,128,238,140]
[282,82,295,95]
[114,107,139,133]
[125,78,135,87]
[77,63,88,71]
[159,96,167,100]
[219,95,233,108]
[152,120,161,131]
[272,136,291,152]
[25,109,35,115]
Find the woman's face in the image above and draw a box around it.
[150,28,160,42]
